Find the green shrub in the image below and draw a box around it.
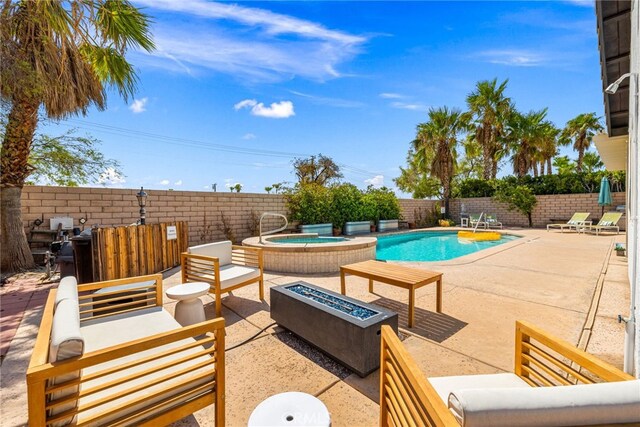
[455,171,626,198]
[493,183,537,227]
[285,183,332,225]
[329,183,363,229]
[372,187,401,220]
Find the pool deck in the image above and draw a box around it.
[0,227,630,426]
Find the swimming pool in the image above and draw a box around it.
[376,231,519,261]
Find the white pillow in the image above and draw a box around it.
[448,380,640,427]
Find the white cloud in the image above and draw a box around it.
[129,97,148,113]
[379,93,403,99]
[390,102,427,111]
[242,133,257,140]
[174,180,183,186]
[160,179,170,185]
[98,167,126,186]
[365,175,384,187]
[475,49,546,67]
[133,0,367,82]
[234,99,295,119]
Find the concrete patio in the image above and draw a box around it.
[0,228,629,426]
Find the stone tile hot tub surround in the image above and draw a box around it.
[242,234,377,274]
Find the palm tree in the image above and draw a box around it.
[413,107,467,215]
[536,123,561,175]
[506,109,549,178]
[1,1,154,272]
[561,113,604,173]
[466,78,511,180]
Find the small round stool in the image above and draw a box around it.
[165,282,210,326]
[248,392,330,427]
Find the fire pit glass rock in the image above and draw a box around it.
[285,284,378,320]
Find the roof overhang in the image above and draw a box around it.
[593,133,628,171]
[595,1,632,137]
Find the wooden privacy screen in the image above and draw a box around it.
[92,222,188,281]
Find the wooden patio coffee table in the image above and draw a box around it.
[340,260,442,328]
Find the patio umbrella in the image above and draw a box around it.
[598,176,613,215]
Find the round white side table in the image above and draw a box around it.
[165,282,210,326]
[248,392,330,427]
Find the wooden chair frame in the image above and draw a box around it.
[181,245,264,317]
[380,320,634,427]
[27,274,225,427]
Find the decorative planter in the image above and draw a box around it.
[270,281,398,377]
[300,223,333,236]
[616,250,626,257]
[344,221,371,236]
[377,219,399,232]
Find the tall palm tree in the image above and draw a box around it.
[1,1,154,272]
[536,123,561,175]
[466,78,511,180]
[413,107,467,215]
[506,109,549,178]
[561,113,603,173]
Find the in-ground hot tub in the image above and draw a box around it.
[242,233,377,274]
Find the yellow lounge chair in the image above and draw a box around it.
[585,211,623,235]
[546,212,590,233]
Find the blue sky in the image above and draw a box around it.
[43,0,601,195]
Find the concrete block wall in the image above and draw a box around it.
[449,192,626,229]
[21,187,626,246]
[20,186,436,245]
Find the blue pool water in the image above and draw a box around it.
[271,237,347,244]
[376,231,519,261]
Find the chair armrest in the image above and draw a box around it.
[181,252,221,285]
[77,274,164,320]
[515,320,633,386]
[231,245,263,269]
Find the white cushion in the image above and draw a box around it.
[55,276,78,309]
[79,307,216,425]
[448,380,640,427]
[48,297,84,426]
[429,373,529,404]
[188,241,232,266]
[219,264,260,290]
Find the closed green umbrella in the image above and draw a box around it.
[598,176,612,215]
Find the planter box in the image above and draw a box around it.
[344,221,371,236]
[377,219,399,232]
[271,281,398,377]
[300,223,333,236]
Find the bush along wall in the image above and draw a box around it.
[285,184,401,230]
[454,170,626,198]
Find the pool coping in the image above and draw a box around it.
[243,234,378,252]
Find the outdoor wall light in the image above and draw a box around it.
[136,187,148,225]
[605,72,637,94]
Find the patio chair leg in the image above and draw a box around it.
[259,277,264,300]
[369,278,374,293]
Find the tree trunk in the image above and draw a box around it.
[576,145,584,173]
[1,187,35,272]
[547,158,553,175]
[539,161,545,176]
[482,124,492,180]
[527,212,533,228]
[1,98,40,272]
[491,157,498,179]
[532,162,538,177]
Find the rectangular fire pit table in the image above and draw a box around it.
[340,260,443,328]
[271,281,398,377]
